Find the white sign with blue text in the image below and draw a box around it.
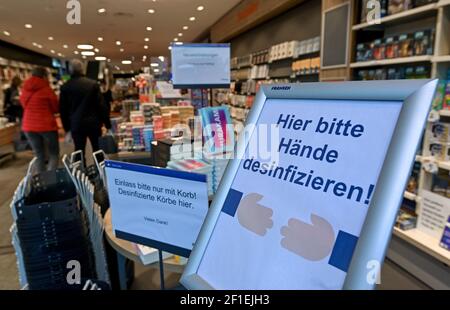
[195,99,402,289]
[105,161,209,257]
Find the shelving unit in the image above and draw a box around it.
[350,55,433,68]
[433,55,450,63]
[352,2,439,31]
[393,227,450,266]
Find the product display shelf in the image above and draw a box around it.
[352,2,440,31]
[439,109,450,117]
[350,55,433,68]
[393,227,450,266]
[438,0,450,8]
[432,55,450,63]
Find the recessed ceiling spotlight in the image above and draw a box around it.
[120,48,124,52]
[115,66,120,70]
[63,44,68,49]
[173,38,178,42]
[98,8,106,14]
[148,9,155,14]
[25,24,32,29]
[178,33,183,37]
[81,51,95,56]
[82,55,87,59]
[144,45,148,49]
[94,48,100,53]
[77,44,94,50]
[151,63,158,67]
[182,26,188,30]
[107,59,111,62]
[48,36,54,40]
[95,56,107,61]
[98,37,103,41]
[197,6,204,11]
[3,31,10,36]
[168,46,172,50]
[145,38,149,42]
[116,40,121,46]
[122,60,132,65]
[57,52,63,57]
[146,26,153,31]
[50,50,55,54]
[189,17,196,21]
[74,51,79,55]
[159,56,165,62]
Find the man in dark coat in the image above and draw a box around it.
[60,59,111,154]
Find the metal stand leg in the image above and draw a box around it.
[158,249,165,290]
[116,252,127,290]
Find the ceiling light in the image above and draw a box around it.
[189,17,196,21]
[151,63,158,67]
[183,26,188,30]
[148,9,155,14]
[63,44,68,49]
[98,37,103,41]
[48,36,53,40]
[50,50,55,54]
[98,8,106,14]
[173,38,178,42]
[159,56,165,62]
[81,51,95,56]
[115,66,120,70]
[94,48,100,53]
[146,26,152,31]
[145,38,149,42]
[57,52,62,57]
[154,69,160,73]
[178,33,183,37]
[25,24,32,29]
[168,46,172,50]
[175,42,183,45]
[122,60,132,65]
[116,41,121,46]
[82,55,87,59]
[107,59,111,62]
[74,51,79,55]
[95,56,107,61]
[144,45,148,49]
[77,44,94,50]
[197,6,204,11]
[3,31,10,36]
[120,48,124,52]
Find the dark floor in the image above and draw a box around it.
[0,150,431,290]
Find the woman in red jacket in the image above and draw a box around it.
[20,67,59,173]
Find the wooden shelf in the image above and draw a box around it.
[352,3,439,31]
[437,0,450,7]
[393,227,450,266]
[350,55,433,68]
[433,55,450,63]
[439,110,450,117]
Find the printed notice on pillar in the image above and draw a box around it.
[105,161,209,257]
[195,99,403,289]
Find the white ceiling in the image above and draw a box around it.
[0,0,241,71]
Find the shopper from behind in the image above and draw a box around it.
[20,67,59,172]
[60,60,111,155]
[3,76,22,122]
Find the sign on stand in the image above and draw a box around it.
[181,80,438,290]
[105,160,209,257]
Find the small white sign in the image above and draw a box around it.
[418,190,450,239]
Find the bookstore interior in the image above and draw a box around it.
[0,0,449,291]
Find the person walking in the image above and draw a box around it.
[60,60,111,156]
[20,67,59,173]
[3,76,22,122]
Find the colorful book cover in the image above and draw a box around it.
[200,107,235,156]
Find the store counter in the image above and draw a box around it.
[104,208,186,289]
